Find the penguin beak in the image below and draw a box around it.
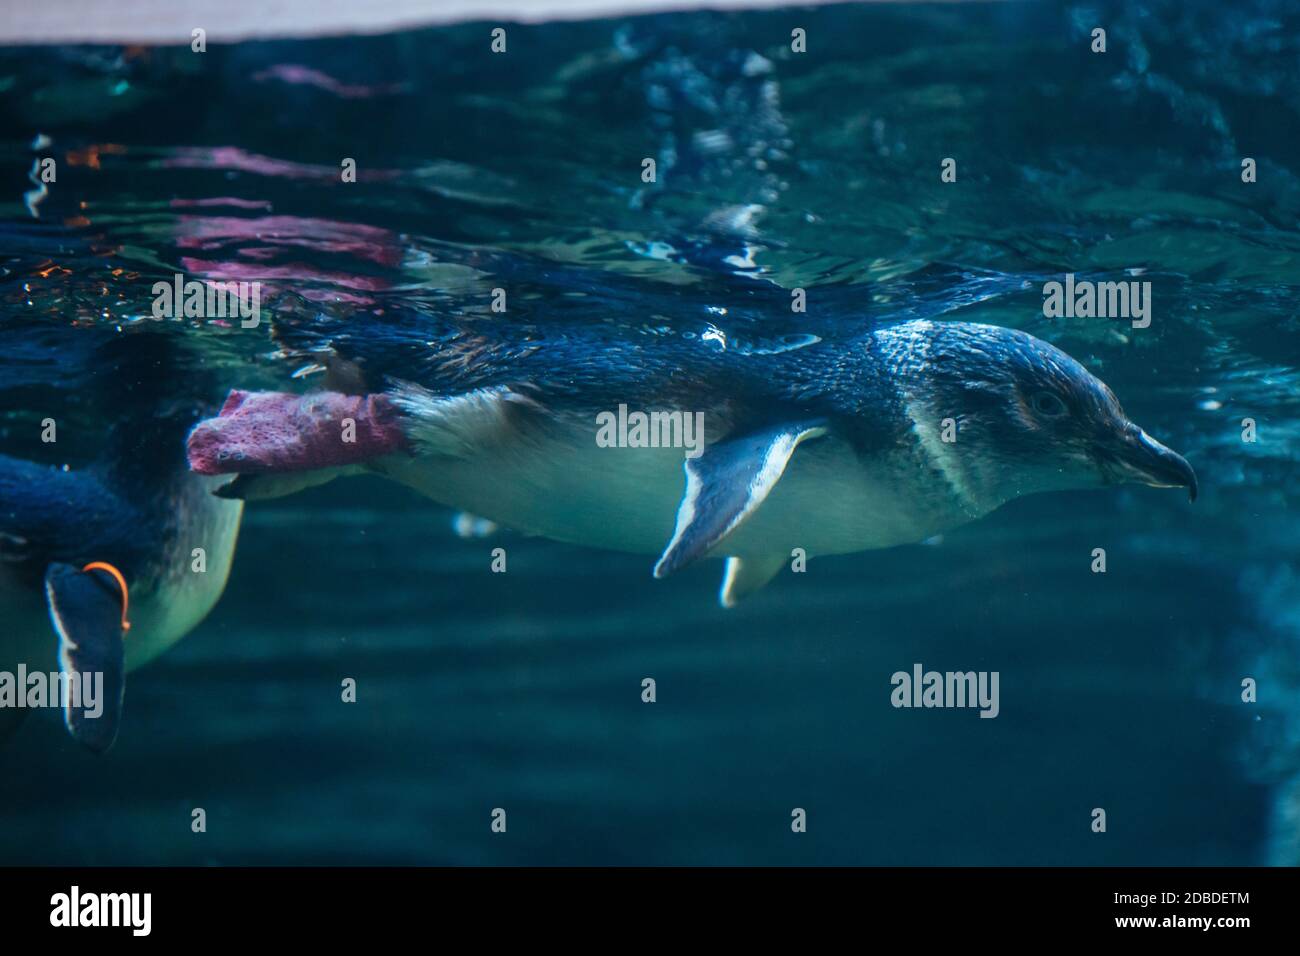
[1104,423,1198,502]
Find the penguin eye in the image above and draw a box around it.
[1030,391,1068,418]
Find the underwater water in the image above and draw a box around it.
[0,0,1297,866]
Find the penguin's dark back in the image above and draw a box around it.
[92,332,223,489]
[0,452,151,586]
[0,327,221,573]
[272,306,900,429]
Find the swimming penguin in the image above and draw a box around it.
[0,332,242,751]
[186,314,1195,607]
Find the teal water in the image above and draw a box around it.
[0,0,1297,864]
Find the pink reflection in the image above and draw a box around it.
[171,197,273,211]
[172,209,407,306]
[173,215,403,269]
[252,64,410,99]
[163,146,399,182]
[180,257,388,305]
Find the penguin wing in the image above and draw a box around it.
[652,420,827,582]
[719,553,790,608]
[45,563,126,754]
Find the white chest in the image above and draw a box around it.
[379,426,976,562]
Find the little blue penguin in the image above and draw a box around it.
[1,332,243,751]
[186,313,1195,607]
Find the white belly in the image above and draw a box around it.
[376,427,971,562]
[125,485,243,670]
[0,479,243,676]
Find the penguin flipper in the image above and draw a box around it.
[44,563,126,753]
[653,421,827,580]
[719,553,787,608]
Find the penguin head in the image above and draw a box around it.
[883,321,1197,511]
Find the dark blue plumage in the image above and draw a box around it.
[0,331,218,586]
[273,307,912,455]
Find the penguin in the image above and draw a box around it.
[0,331,243,751]
[186,314,1195,607]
